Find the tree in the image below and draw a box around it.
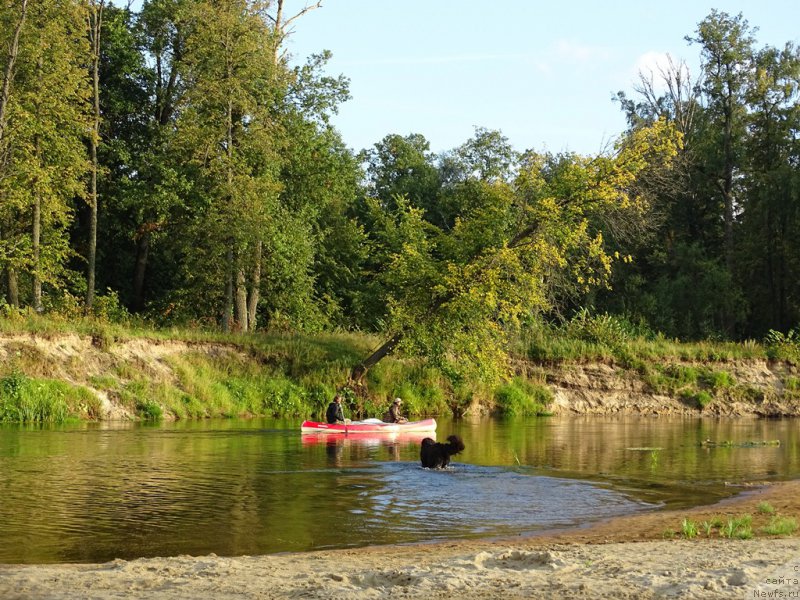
[174,0,285,332]
[351,120,681,385]
[361,133,441,217]
[0,0,29,306]
[687,10,755,278]
[0,0,90,311]
[84,0,105,311]
[95,0,189,313]
[737,41,800,333]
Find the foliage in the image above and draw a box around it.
[757,501,776,515]
[681,518,698,539]
[494,378,552,416]
[0,372,100,423]
[763,516,798,536]
[764,328,800,363]
[364,120,680,383]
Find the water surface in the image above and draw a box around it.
[0,416,797,563]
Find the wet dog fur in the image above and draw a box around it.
[420,435,465,468]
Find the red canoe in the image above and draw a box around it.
[300,418,437,434]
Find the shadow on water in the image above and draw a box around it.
[0,415,798,563]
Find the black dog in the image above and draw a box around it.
[420,435,465,469]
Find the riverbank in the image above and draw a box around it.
[1,331,799,422]
[1,480,798,599]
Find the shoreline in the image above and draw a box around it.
[2,480,798,599]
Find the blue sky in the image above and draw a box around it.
[125,1,800,156]
[280,0,799,155]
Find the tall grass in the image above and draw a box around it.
[0,372,101,423]
[494,378,552,416]
[514,311,772,364]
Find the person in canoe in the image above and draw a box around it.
[326,394,349,424]
[383,397,408,424]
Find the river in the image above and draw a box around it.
[0,415,797,563]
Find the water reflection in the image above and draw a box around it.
[302,432,431,466]
[0,416,798,564]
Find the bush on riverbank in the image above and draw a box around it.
[494,378,552,416]
[0,371,101,423]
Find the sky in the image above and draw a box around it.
[125,1,800,156]
[278,0,800,156]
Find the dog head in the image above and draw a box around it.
[445,435,465,455]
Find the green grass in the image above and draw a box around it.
[762,516,798,536]
[701,520,715,536]
[516,316,772,365]
[681,518,698,539]
[0,372,101,423]
[720,515,753,539]
[493,378,553,416]
[757,502,776,515]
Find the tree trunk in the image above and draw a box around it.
[7,267,19,308]
[0,0,28,147]
[85,0,104,311]
[132,231,150,312]
[32,59,42,313]
[235,266,248,332]
[222,246,233,332]
[32,190,41,312]
[350,333,404,385]
[247,240,261,331]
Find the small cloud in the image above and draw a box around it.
[633,51,673,78]
[631,51,693,92]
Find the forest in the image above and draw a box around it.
[1,1,799,385]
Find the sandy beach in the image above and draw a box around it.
[1,480,799,599]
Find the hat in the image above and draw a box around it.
[393,397,402,404]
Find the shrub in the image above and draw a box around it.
[565,308,631,347]
[494,378,552,416]
[705,370,735,390]
[136,399,163,420]
[0,372,99,423]
[764,328,800,363]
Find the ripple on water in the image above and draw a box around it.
[366,462,650,539]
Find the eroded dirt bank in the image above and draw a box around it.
[1,333,799,418]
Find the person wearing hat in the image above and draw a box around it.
[384,397,408,424]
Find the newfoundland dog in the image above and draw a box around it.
[420,435,465,469]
